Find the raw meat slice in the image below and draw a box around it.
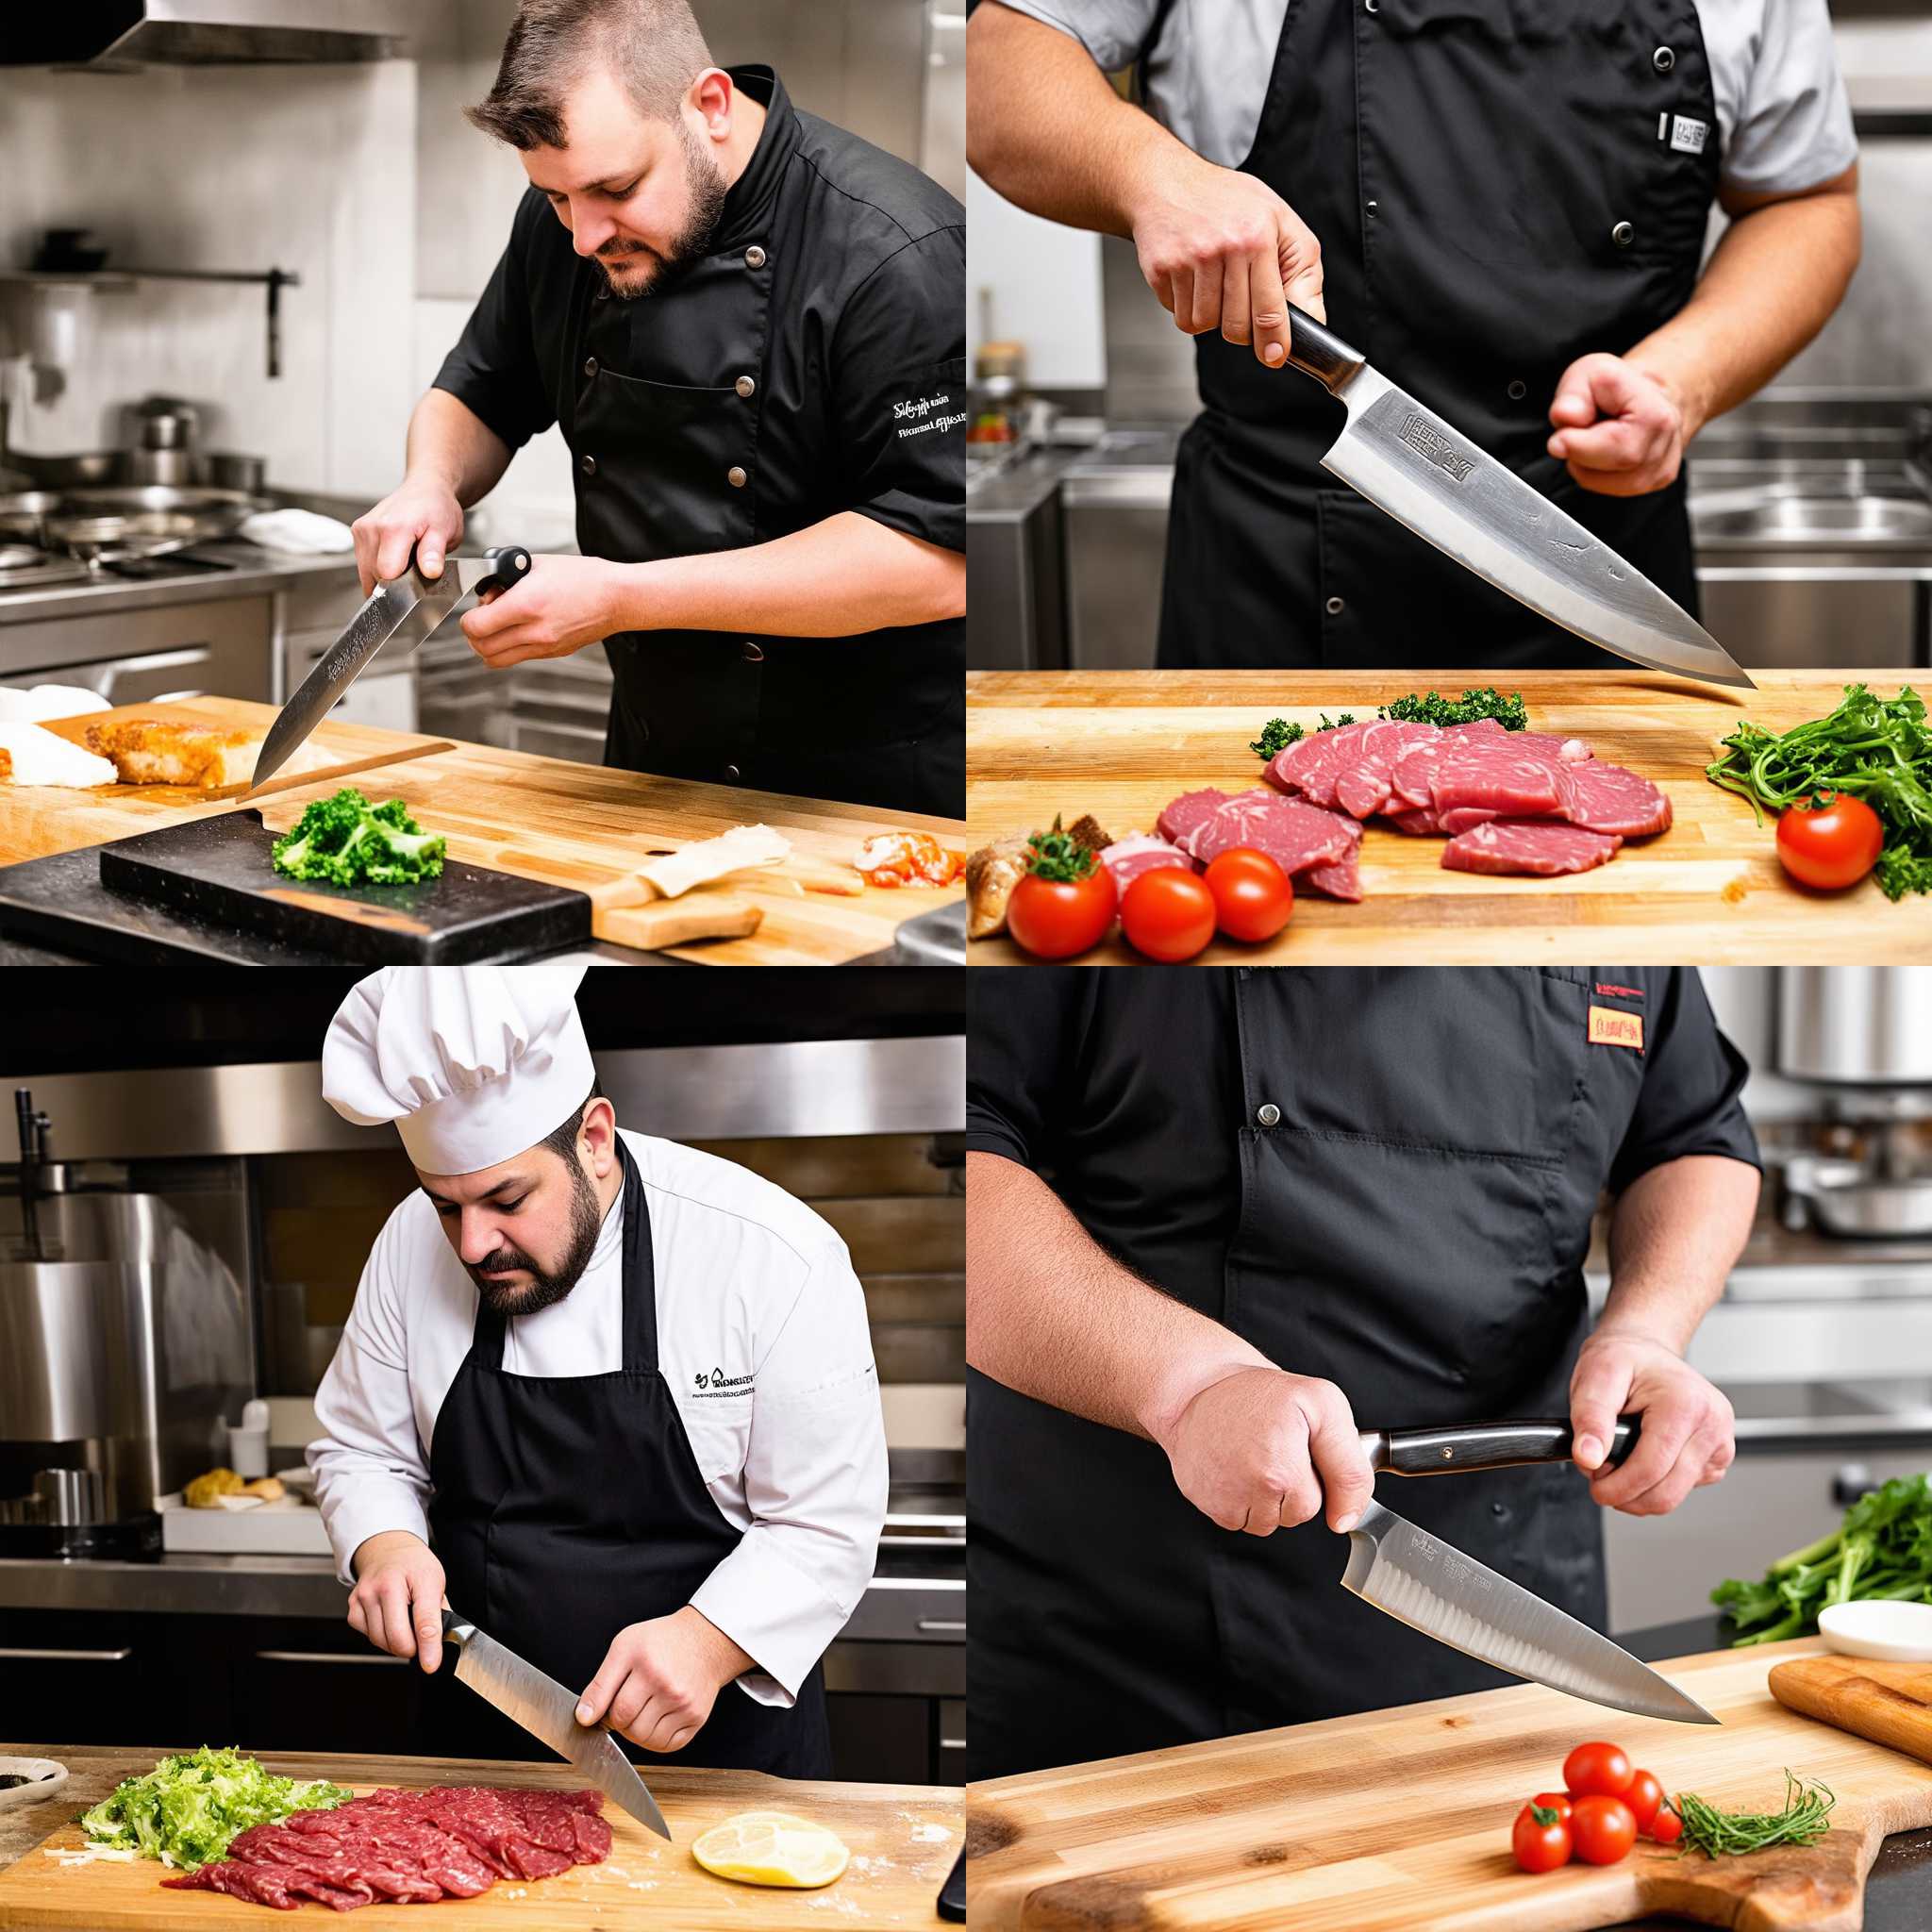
[1155,789,1232,852]
[1264,720,1374,807]
[1099,833,1193,891]
[1424,744,1579,822]
[1388,716,1507,808]
[1301,842,1362,902]
[1271,718,1440,819]
[1561,760,1673,838]
[1384,806,1446,835]
[1441,820,1623,875]
[1439,807,1501,836]
[1160,788,1358,877]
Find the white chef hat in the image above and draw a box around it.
[322,966,596,1174]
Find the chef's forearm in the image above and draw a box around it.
[1624,170,1859,441]
[966,1150,1270,1444]
[406,388,514,508]
[611,513,965,637]
[1598,1155,1760,1353]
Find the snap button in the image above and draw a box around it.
[579,454,597,476]
[1257,1102,1281,1128]
[1611,221,1636,248]
[1324,595,1344,616]
[1507,378,1527,400]
[745,245,766,269]
[741,640,764,662]
[723,763,741,781]
[1365,200,1378,218]
[735,375,756,399]
[583,357,598,379]
[727,465,748,489]
[594,286,610,302]
[1364,0,1378,11]
[1653,45,1674,72]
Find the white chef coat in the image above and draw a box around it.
[993,0,1857,195]
[308,1127,888,1708]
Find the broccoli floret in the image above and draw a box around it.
[271,787,446,887]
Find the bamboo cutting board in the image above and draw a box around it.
[0,699,964,964]
[964,669,1932,964]
[969,1638,1932,1931]
[0,1752,962,1930]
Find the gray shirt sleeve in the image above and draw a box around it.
[1702,0,1858,195]
[985,0,1165,74]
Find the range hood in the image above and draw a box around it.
[1,1,412,68]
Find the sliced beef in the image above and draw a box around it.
[1301,839,1362,902]
[166,1859,298,1910]
[1387,716,1507,808]
[1269,718,1440,819]
[1099,832,1193,892]
[1384,805,1446,835]
[1423,743,1579,822]
[1560,760,1673,838]
[1156,788,1231,852]
[1264,720,1370,807]
[1441,820,1623,875]
[1159,787,1359,877]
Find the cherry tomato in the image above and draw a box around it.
[1623,1769,1663,1834]
[1562,1741,1634,1800]
[1120,868,1217,962]
[1531,1792,1574,1824]
[1569,1795,1638,1866]
[1649,1804,1683,1846]
[1511,1802,1572,1874]
[1202,847,1294,943]
[1776,791,1884,892]
[1007,866,1117,960]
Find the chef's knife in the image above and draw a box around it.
[1339,1415,1719,1724]
[441,1607,672,1840]
[1279,307,1755,690]
[246,544,532,793]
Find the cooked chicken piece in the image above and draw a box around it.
[966,835,1031,941]
[83,719,262,790]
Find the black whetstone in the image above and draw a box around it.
[94,811,591,964]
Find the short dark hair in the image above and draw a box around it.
[467,0,713,149]
[539,1078,606,1164]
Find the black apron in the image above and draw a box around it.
[1157,0,1723,670]
[424,1138,832,1776]
[968,969,1654,1777]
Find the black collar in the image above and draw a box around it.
[710,66,800,252]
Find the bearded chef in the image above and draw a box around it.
[308,966,886,1777]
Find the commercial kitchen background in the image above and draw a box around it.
[0,0,966,754]
[966,2,1932,673]
[0,970,965,1788]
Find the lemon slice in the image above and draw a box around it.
[691,1810,850,1889]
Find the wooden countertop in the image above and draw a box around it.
[964,668,1932,964]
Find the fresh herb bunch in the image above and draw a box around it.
[1713,1473,1932,1644]
[271,787,448,888]
[1248,689,1524,759]
[1666,1772,1835,1858]
[1706,684,1932,901]
[1248,713,1359,758]
[82,1746,349,1871]
[1025,824,1098,882]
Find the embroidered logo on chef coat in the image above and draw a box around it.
[894,391,967,441]
[692,1366,755,1398]
[1588,1005,1644,1051]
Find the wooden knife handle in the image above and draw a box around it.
[1285,303,1366,395]
[1361,1416,1639,1475]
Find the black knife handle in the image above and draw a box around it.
[938,1847,966,1923]
[1284,303,1366,394]
[1360,1417,1639,1476]
[441,1607,476,1645]
[473,543,533,597]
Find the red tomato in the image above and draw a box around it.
[1511,1802,1572,1874]
[1120,868,1217,962]
[1569,1795,1638,1866]
[1531,1792,1574,1824]
[1649,1805,1683,1846]
[1623,1769,1663,1834]
[1776,791,1884,891]
[1202,847,1294,943]
[1562,1741,1634,1800]
[1007,866,1117,959]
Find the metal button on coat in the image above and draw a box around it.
[1611,221,1636,248]
[745,245,767,269]
[1507,378,1527,400]
[1324,595,1344,616]
[1365,200,1379,218]
[724,763,741,781]
[741,641,765,662]
[735,375,757,399]
[579,454,596,476]
[583,357,598,379]
[1653,45,1674,72]
[727,465,748,489]
[1257,1103,1281,1128]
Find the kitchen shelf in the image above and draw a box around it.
[0,265,301,377]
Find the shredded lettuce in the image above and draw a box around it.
[80,1746,350,1871]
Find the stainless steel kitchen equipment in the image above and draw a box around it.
[0,0,411,66]
[0,485,268,570]
[125,396,200,489]
[204,452,268,495]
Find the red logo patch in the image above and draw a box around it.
[1595,982,1644,999]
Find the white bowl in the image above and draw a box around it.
[0,1758,67,1812]
[1819,1600,1932,1661]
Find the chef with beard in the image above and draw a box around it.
[308,966,888,1775]
[353,0,966,816]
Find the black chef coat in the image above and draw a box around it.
[435,68,965,817]
[965,967,1757,1779]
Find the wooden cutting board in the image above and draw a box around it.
[0,1751,962,1930]
[964,669,1932,964]
[1771,1655,1932,1764]
[1,699,965,965]
[969,1637,1932,1931]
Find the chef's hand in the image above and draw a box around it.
[1129,148,1325,368]
[1546,354,1696,498]
[575,1607,755,1755]
[350,475,465,595]
[1158,1367,1374,1538]
[459,554,625,670]
[1569,1328,1735,1517]
[347,1530,447,1674]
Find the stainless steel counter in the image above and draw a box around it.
[0,541,356,632]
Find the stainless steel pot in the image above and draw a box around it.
[1779,968,1932,1086]
[203,451,267,493]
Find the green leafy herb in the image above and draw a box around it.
[1249,713,1359,759]
[1705,684,1932,901]
[1713,1472,1932,1644]
[1249,691,1524,759]
[271,787,447,888]
[1667,1771,1835,1858]
[1025,821,1098,883]
[81,1746,350,1871]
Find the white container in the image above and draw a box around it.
[159,1493,333,1557]
[1819,1600,1932,1662]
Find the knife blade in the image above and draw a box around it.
[441,1607,672,1840]
[245,543,531,793]
[1338,1414,1718,1724]
[1280,306,1755,690]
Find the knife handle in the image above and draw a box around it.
[1284,304,1366,395]
[472,544,533,598]
[441,1607,477,1647]
[1360,1417,1639,1476]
